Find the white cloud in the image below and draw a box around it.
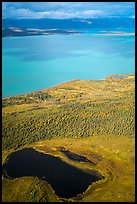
[73,19,92,24]
[3,8,103,19]
[2,2,135,19]
[42,10,102,19]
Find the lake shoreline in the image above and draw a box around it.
[3,74,135,99]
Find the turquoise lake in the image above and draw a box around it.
[2,30,135,98]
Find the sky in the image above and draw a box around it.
[2,2,135,19]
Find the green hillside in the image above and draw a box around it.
[2,74,135,202]
[2,74,135,150]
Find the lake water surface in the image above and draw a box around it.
[2,29,135,98]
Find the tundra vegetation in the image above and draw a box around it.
[2,74,135,202]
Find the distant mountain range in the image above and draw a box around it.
[2,27,83,37]
[3,17,134,29]
[2,17,134,37]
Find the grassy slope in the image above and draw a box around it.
[2,74,135,202]
[2,177,59,202]
[2,74,134,150]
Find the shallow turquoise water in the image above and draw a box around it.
[2,30,135,98]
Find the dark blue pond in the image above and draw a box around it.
[2,148,104,198]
